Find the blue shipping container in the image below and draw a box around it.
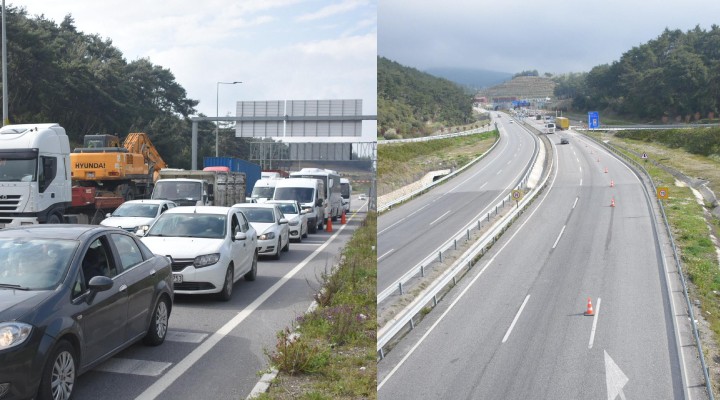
[204,157,261,196]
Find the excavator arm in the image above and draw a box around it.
[123,133,167,181]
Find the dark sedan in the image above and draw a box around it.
[0,225,173,400]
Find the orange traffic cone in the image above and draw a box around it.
[610,180,614,187]
[585,297,595,316]
[326,216,333,232]
[341,210,347,224]
[611,197,615,207]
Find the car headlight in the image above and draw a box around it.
[259,232,276,240]
[0,322,32,350]
[194,253,220,268]
[288,220,299,226]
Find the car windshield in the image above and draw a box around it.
[112,203,159,218]
[251,186,275,199]
[275,204,298,215]
[147,213,226,239]
[241,208,276,223]
[274,187,314,203]
[0,238,78,290]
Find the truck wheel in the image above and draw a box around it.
[46,213,62,224]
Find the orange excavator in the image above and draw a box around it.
[70,133,167,201]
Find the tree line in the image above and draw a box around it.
[0,6,251,168]
[554,25,720,123]
[378,56,473,138]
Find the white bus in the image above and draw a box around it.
[289,168,342,222]
[340,178,351,213]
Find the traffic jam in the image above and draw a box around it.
[0,124,364,400]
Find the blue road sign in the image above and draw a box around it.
[588,111,599,129]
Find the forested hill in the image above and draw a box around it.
[378,56,473,138]
[567,26,720,122]
[0,6,222,168]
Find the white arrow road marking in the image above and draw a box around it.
[605,350,629,400]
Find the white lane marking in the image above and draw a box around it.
[552,225,566,249]
[507,160,512,165]
[589,297,602,349]
[95,358,172,377]
[378,147,561,391]
[293,241,326,245]
[135,212,354,400]
[378,203,431,235]
[496,169,503,175]
[165,331,208,344]
[378,249,395,261]
[572,197,579,209]
[429,210,451,226]
[502,295,531,343]
[580,178,583,186]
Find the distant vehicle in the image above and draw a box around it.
[266,200,308,242]
[289,168,342,222]
[340,178,352,213]
[545,123,556,134]
[100,199,176,233]
[0,225,173,400]
[560,138,569,144]
[358,194,367,200]
[233,203,290,259]
[555,117,570,130]
[140,206,258,301]
[251,178,282,203]
[509,120,514,124]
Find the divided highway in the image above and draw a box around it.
[378,118,538,293]
[378,126,707,399]
[69,202,368,400]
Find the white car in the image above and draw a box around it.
[140,206,258,301]
[266,200,308,242]
[358,194,367,200]
[232,203,290,259]
[100,199,176,233]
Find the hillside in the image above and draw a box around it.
[424,67,513,90]
[378,57,474,138]
[477,76,556,101]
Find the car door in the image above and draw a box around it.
[72,235,128,366]
[109,232,157,340]
[275,206,288,248]
[230,212,250,277]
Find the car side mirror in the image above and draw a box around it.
[86,275,113,304]
[105,213,111,218]
[234,231,247,241]
[279,218,288,225]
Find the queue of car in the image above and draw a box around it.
[0,175,348,399]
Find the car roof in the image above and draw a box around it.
[265,200,297,204]
[232,203,278,209]
[164,206,233,215]
[120,199,175,206]
[0,224,120,240]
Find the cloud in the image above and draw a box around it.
[296,0,367,22]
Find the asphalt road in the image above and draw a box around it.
[378,117,538,293]
[378,128,706,399]
[70,201,369,400]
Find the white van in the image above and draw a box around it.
[273,178,326,233]
[340,178,351,213]
[251,178,282,203]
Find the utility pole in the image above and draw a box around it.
[2,0,8,126]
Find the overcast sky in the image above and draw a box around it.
[379,0,720,76]
[13,0,377,140]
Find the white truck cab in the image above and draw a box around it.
[0,124,71,227]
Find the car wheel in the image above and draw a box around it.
[302,224,308,238]
[46,213,62,224]
[143,296,170,346]
[244,251,258,281]
[282,236,290,252]
[273,238,281,260]
[309,220,317,234]
[217,265,234,301]
[38,340,76,400]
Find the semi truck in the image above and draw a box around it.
[151,168,246,206]
[0,123,139,226]
[555,117,570,130]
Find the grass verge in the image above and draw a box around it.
[377,131,498,196]
[587,130,720,393]
[257,212,377,400]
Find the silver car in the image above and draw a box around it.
[266,200,308,242]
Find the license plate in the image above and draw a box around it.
[173,274,183,283]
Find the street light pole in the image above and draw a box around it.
[215,81,242,157]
